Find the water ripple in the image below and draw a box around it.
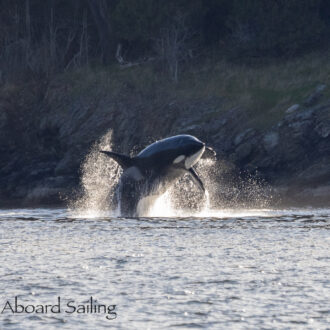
[0,208,329,329]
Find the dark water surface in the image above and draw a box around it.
[0,208,329,329]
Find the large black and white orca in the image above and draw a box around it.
[100,135,215,216]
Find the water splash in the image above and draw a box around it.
[69,130,122,218]
[70,133,272,218]
[145,157,272,217]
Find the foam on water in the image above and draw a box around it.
[3,207,330,221]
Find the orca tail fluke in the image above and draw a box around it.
[100,150,133,169]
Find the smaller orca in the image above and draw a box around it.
[101,134,215,216]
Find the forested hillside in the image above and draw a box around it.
[1,0,330,84]
[1,1,330,206]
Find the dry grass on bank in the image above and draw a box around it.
[180,51,330,126]
[4,51,329,129]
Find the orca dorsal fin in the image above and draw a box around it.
[100,150,134,169]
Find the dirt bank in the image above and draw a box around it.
[1,65,329,207]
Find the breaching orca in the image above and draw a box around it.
[100,134,215,216]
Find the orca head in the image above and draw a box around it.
[171,135,205,169]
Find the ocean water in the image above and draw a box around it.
[0,208,329,329]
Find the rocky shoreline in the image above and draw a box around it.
[0,80,329,208]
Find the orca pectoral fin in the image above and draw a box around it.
[100,150,133,169]
[188,167,205,193]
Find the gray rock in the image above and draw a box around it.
[286,109,314,137]
[234,128,255,146]
[263,132,279,151]
[315,122,330,138]
[285,108,314,123]
[295,108,314,121]
[315,84,326,93]
[303,84,326,107]
[286,104,300,114]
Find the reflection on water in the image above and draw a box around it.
[0,208,329,329]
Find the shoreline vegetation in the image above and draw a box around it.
[0,1,330,207]
[1,51,330,208]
